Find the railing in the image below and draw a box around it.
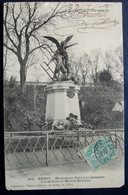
[96,122,124,129]
[4,129,124,170]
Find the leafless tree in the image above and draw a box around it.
[113,46,123,81]
[3,37,8,79]
[78,53,92,85]
[70,51,102,85]
[69,56,81,79]
[102,50,113,71]
[90,49,101,85]
[4,2,68,94]
[115,46,123,63]
[102,47,123,82]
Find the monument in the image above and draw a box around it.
[43,35,81,129]
[45,80,80,121]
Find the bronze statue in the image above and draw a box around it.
[43,35,77,80]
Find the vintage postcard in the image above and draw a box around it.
[4,2,124,190]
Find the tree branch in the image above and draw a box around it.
[12,4,21,40]
[4,43,17,55]
[28,4,61,37]
[29,44,45,54]
[4,4,18,50]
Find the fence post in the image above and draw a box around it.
[77,132,79,145]
[84,131,87,147]
[46,132,49,166]
[115,130,117,149]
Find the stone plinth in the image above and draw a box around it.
[45,80,81,122]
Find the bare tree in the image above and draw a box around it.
[115,46,123,63]
[78,53,92,85]
[3,37,8,79]
[102,50,113,71]
[4,2,67,94]
[69,52,92,85]
[69,56,81,79]
[113,46,123,81]
[102,47,123,82]
[90,49,101,85]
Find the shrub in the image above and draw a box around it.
[99,70,112,83]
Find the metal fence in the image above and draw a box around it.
[4,129,124,170]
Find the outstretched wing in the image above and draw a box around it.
[63,35,73,47]
[65,43,78,49]
[43,36,60,48]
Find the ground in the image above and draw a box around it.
[6,157,124,190]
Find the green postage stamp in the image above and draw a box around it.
[78,136,116,171]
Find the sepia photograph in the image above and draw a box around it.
[3,2,124,190]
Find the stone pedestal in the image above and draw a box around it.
[45,80,81,122]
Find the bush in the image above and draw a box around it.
[79,83,123,128]
[99,70,112,83]
[4,77,45,131]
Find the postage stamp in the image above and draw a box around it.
[79,136,117,171]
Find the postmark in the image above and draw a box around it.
[79,136,116,171]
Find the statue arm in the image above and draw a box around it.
[47,54,56,65]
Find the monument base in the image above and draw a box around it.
[45,80,81,123]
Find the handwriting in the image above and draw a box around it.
[66,3,109,20]
[54,18,119,35]
[53,3,119,36]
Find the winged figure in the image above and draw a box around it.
[43,35,77,80]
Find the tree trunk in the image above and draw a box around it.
[20,64,26,94]
[83,75,86,85]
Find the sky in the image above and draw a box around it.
[4,2,123,82]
